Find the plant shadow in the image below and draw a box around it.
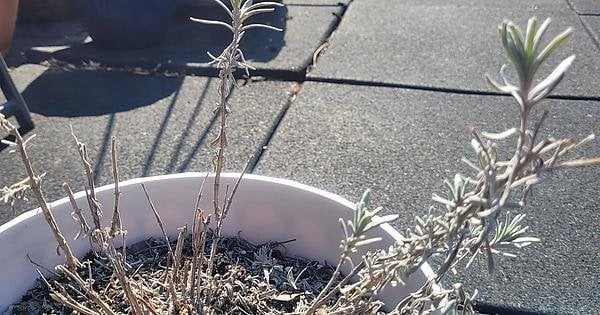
[20,68,183,117]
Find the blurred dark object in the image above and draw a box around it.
[73,0,176,50]
[0,0,19,56]
[18,0,74,23]
[0,54,34,137]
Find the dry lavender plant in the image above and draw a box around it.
[301,17,599,315]
[1,11,598,315]
[2,0,286,314]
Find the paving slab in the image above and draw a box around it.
[568,0,600,15]
[582,16,600,48]
[7,4,342,78]
[255,81,600,314]
[309,0,600,98]
[0,64,292,224]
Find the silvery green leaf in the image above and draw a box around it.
[376,214,400,224]
[370,206,384,216]
[535,27,573,67]
[510,236,541,243]
[354,237,382,247]
[364,214,399,232]
[532,18,552,53]
[499,251,517,258]
[243,1,284,14]
[481,128,518,140]
[507,26,529,81]
[461,158,481,171]
[230,0,241,9]
[432,194,454,207]
[0,139,16,146]
[242,8,276,22]
[476,207,496,218]
[529,55,575,102]
[525,17,539,55]
[242,24,283,32]
[510,174,539,188]
[500,23,521,73]
[470,138,483,153]
[360,189,372,207]
[190,17,234,32]
[465,196,489,207]
[241,0,253,11]
[571,133,596,149]
[339,218,349,239]
[415,216,427,228]
[559,157,600,168]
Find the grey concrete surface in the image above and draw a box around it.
[568,0,600,15]
[0,64,292,224]
[255,81,600,314]
[309,0,600,98]
[2,0,599,313]
[582,16,600,48]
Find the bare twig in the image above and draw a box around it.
[55,265,117,315]
[0,116,80,271]
[71,128,102,230]
[109,137,122,238]
[63,183,90,240]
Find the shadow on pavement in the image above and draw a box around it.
[8,5,288,71]
[5,22,88,67]
[21,68,183,117]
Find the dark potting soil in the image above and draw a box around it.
[6,231,340,314]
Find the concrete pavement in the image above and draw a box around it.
[1,0,598,313]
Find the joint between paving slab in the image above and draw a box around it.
[563,0,600,51]
[306,76,600,102]
[18,0,351,86]
[304,0,352,76]
[579,17,600,50]
[247,1,355,171]
[248,82,302,173]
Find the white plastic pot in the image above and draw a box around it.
[0,173,434,312]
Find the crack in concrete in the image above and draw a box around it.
[306,76,600,102]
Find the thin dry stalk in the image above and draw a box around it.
[108,137,127,258]
[170,225,187,311]
[141,183,175,262]
[0,116,80,271]
[95,230,144,315]
[55,265,117,315]
[63,182,90,240]
[192,210,210,305]
[51,282,99,315]
[71,128,102,230]
[205,157,252,302]
[190,173,210,302]
[37,270,97,315]
[109,137,122,237]
[173,225,187,282]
